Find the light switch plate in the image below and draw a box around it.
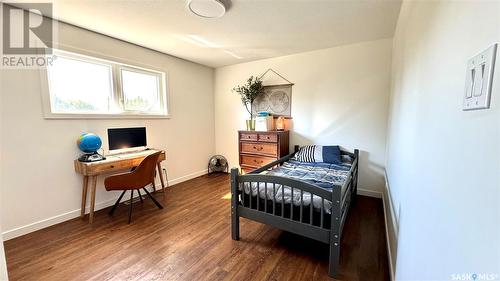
[463,43,497,111]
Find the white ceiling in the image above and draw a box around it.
[35,0,402,68]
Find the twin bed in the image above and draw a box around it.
[230,145,359,278]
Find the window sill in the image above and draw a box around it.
[43,112,171,120]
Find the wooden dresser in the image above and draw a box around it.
[238,130,289,173]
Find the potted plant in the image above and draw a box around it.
[232,76,264,131]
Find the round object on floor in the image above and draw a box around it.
[208,155,229,174]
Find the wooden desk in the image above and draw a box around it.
[74,150,166,223]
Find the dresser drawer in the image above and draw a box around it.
[240,132,258,141]
[257,133,278,142]
[240,155,276,168]
[240,142,278,156]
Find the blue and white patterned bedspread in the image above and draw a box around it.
[267,160,352,189]
[241,159,352,214]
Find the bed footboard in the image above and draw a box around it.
[230,148,358,278]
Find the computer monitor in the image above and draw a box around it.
[108,127,147,152]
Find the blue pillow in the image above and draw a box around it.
[294,145,342,164]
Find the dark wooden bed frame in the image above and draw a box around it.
[231,145,359,278]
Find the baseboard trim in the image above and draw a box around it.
[2,197,120,241]
[382,189,395,281]
[166,169,207,186]
[2,169,208,241]
[383,171,397,281]
[357,188,383,198]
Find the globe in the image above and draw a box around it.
[77,133,102,153]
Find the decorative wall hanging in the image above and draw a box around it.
[252,69,293,117]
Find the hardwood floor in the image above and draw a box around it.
[4,174,389,281]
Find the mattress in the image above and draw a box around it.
[241,157,352,214]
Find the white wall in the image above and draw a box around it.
[386,1,500,280]
[0,66,9,280]
[215,39,392,193]
[0,21,215,239]
[0,239,6,281]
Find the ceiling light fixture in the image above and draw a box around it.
[188,0,226,18]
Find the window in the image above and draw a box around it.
[121,68,161,113]
[47,55,113,114]
[44,50,168,118]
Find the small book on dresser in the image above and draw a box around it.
[238,130,289,173]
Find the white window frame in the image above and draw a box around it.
[41,49,169,119]
[118,66,164,114]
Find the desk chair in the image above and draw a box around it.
[104,151,163,223]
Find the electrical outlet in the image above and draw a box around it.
[463,43,497,111]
